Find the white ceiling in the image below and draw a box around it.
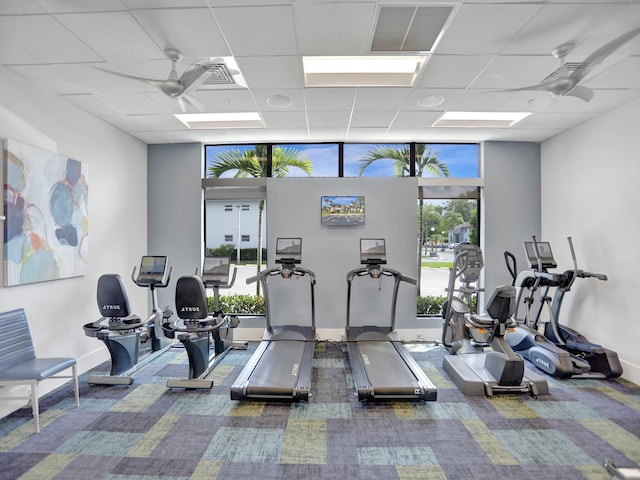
[1,0,639,145]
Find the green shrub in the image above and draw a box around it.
[417,296,448,315]
[209,294,265,314]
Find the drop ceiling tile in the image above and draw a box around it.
[195,89,259,112]
[402,88,464,111]
[416,54,495,89]
[251,88,305,111]
[61,93,123,116]
[0,0,45,14]
[353,88,411,111]
[390,111,443,130]
[261,111,307,129]
[55,11,162,62]
[235,56,303,90]
[470,55,559,90]
[36,0,128,13]
[349,110,397,128]
[304,88,356,111]
[213,5,297,56]
[0,14,102,63]
[293,2,376,55]
[100,113,185,132]
[132,8,231,58]
[307,110,351,128]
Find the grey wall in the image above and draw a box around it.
[482,142,541,300]
[266,177,418,333]
[147,143,204,310]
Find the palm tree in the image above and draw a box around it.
[358,144,449,291]
[207,145,313,294]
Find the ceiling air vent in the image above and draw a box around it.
[542,63,586,83]
[202,63,236,86]
[370,5,454,53]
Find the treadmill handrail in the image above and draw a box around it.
[247,265,316,330]
[346,266,416,331]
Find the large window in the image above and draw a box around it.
[203,142,480,314]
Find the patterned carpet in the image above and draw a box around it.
[1,341,640,480]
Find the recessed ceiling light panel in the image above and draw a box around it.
[432,111,531,128]
[303,55,426,87]
[175,112,266,129]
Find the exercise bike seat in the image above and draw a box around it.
[162,276,222,337]
[469,285,516,327]
[83,274,143,336]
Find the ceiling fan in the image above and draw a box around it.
[93,48,233,112]
[489,28,640,101]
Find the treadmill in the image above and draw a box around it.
[230,238,316,401]
[345,238,437,402]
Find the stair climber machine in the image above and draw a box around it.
[505,236,622,379]
[84,255,174,386]
[230,238,316,401]
[442,244,548,397]
[345,238,437,402]
[162,256,241,389]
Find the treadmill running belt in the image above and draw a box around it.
[246,340,308,395]
[357,341,421,393]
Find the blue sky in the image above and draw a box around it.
[205,143,478,178]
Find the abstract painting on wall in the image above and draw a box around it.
[3,139,88,286]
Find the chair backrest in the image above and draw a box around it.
[175,275,209,320]
[485,285,516,322]
[97,274,133,318]
[0,308,36,371]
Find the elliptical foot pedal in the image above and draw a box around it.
[88,374,133,386]
[166,378,214,389]
[529,381,539,398]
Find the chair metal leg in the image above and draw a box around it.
[31,380,40,433]
[72,365,80,407]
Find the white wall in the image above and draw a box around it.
[541,96,640,384]
[266,177,418,337]
[0,67,149,418]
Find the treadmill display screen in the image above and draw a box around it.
[275,238,302,264]
[138,256,167,283]
[202,256,230,285]
[360,238,386,265]
[524,241,557,270]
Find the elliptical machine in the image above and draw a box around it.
[442,244,548,397]
[162,256,240,389]
[84,255,173,386]
[505,236,622,379]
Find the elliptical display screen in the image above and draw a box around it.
[360,238,386,265]
[202,256,230,285]
[138,256,167,283]
[524,241,557,270]
[275,238,302,265]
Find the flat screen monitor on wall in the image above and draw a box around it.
[321,195,365,226]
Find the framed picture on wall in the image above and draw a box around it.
[3,139,89,286]
[320,195,365,226]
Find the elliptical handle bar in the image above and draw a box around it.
[504,251,517,286]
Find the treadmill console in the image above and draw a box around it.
[136,256,168,285]
[201,256,231,286]
[360,238,387,265]
[275,238,302,265]
[524,241,557,270]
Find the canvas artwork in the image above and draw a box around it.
[4,139,88,286]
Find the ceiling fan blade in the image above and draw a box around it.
[92,66,168,90]
[570,28,640,83]
[565,85,594,102]
[484,83,554,95]
[179,57,224,91]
